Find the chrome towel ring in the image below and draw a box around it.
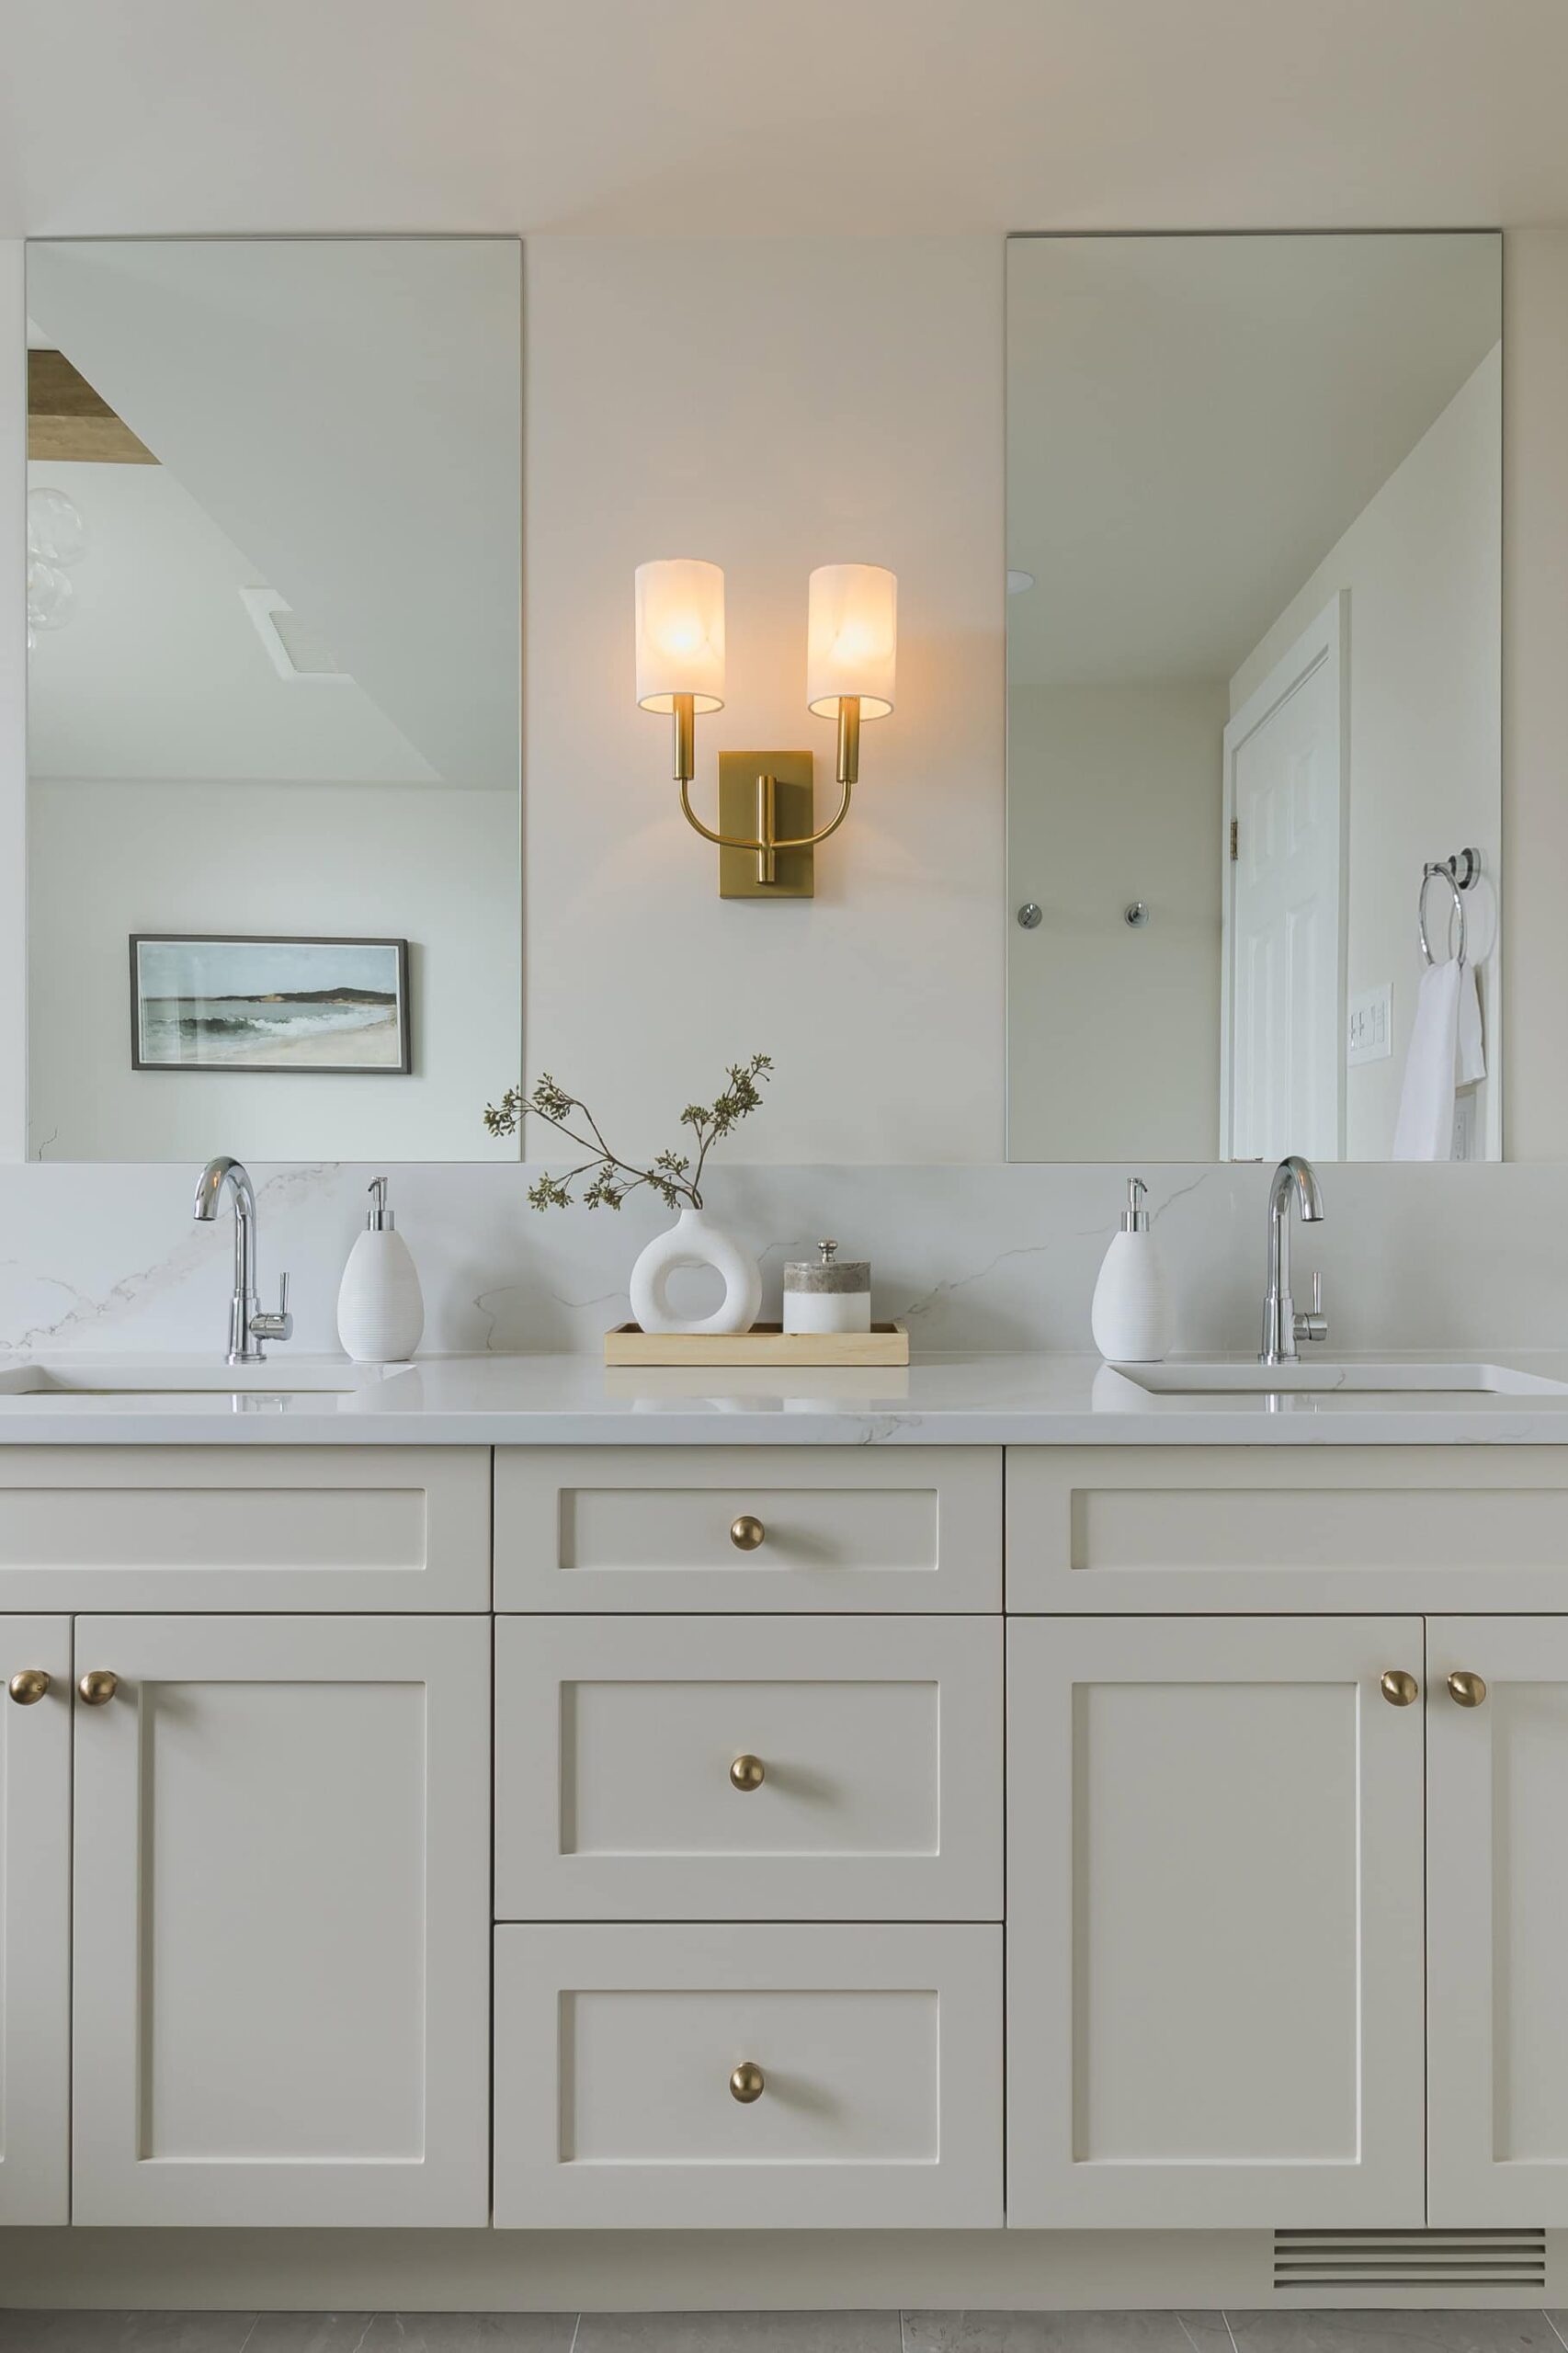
[1418,849,1479,968]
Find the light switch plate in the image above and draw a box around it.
[1347,983,1393,1066]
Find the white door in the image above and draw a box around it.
[1222,592,1346,1161]
[494,1614,1003,1922]
[72,1614,490,2226]
[1428,1618,1568,2223]
[0,1616,71,2223]
[1007,1615,1426,2227]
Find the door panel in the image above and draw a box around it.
[1007,1614,1426,2227]
[0,1616,70,2223]
[1428,1616,1568,2223]
[71,1613,490,2225]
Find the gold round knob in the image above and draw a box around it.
[730,1516,765,1552]
[729,2062,766,2104]
[1448,1670,1488,1708]
[77,1670,119,1708]
[8,1668,51,1706]
[1381,1669,1419,1707]
[730,1753,766,1791]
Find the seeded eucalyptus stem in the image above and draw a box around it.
[483,1054,773,1213]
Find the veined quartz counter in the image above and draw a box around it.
[3,1350,1568,1443]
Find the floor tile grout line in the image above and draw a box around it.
[1221,2315,1241,2353]
[1543,2312,1568,2353]
[235,2319,261,2353]
[568,2312,583,2353]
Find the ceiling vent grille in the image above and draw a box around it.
[1274,2228,1546,2291]
[238,586,351,685]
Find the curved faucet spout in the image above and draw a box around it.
[192,1155,266,1365]
[1262,1154,1327,1368]
[193,1154,256,1226]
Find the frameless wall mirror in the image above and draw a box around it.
[1006,232,1502,1163]
[24,236,521,1161]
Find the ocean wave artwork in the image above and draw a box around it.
[131,935,411,1074]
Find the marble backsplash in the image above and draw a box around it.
[0,1158,1564,1359]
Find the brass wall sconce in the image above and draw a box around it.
[635,557,897,899]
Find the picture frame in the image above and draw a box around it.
[129,934,412,1075]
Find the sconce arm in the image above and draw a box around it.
[678,776,854,855]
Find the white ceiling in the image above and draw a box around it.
[1,2,1566,238]
[26,460,437,784]
[1007,233,1501,686]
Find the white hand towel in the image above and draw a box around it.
[1393,958,1462,1160]
[1456,960,1485,1086]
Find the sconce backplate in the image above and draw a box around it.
[718,750,816,899]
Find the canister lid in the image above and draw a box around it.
[783,1238,870,1294]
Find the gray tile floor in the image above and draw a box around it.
[2,2318,1568,2353]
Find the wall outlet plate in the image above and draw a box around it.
[1347,983,1393,1066]
[717,750,815,899]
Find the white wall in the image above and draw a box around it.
[1007,681,1225,1160]
[28,779,518,1164]
[1231,347,1502,1160]
[523,237,1006,1165]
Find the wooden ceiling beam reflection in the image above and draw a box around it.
[28,349,157,464]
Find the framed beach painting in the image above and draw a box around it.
[130,935,411,1074]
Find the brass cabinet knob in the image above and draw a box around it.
[730,1515,766,1552]
[729,2062,766,2104]
[77,1669,119,1707]
[1380,1669,1419,1707]
[7,1668,51,1705]
[1448,1670,1488,1708]
[730,1753,767,1791]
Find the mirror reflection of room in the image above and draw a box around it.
[25,236,522,1163]
[1006,232,1501,1164]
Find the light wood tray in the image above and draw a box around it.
[604,1322,910,1369]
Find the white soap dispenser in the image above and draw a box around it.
[1090,1176,1172,1364]
[336,1176,424,1365]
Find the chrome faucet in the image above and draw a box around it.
[1261,1154,1328,1366]
[192,1156,292,1365]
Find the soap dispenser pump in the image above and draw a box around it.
[336,1177,424,1365]
[1090,1176,1172,1364]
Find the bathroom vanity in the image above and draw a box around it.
[6,1363,1568,2310]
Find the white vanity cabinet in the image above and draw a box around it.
[1427,1616,1568,2226]
[0,1448,494,2233]
[71,1613,491,2226]
[0,1616,72,2224]
[1006,1614,1427,2228]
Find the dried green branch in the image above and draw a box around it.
[483,1055,773,1211]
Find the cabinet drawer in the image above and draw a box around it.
[0,1447,490,1611]
[494,1447,1000,1612]
[494,1615,1002,1921]
[493,1922,1002,2229]
[1007,1446,1568,1613]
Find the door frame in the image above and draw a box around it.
[1220,589,1350,1159]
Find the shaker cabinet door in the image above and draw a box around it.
[0,1616,71,2223]
[70,1614,491,2226]
[1007,1615,1426,2228]
[1428,1616,1568,2224]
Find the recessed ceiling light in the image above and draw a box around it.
[1006,570,1035,595]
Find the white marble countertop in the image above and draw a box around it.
[4,1349,1568,1444]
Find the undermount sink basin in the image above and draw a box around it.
[0,1362,381,1398]
[1114,1359,1568,1398]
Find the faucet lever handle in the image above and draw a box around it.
[1294,1268,1328,1347]
[278,1272,290,1319]
[249,1273,294,1346]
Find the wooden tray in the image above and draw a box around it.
[604,1321,910,1369]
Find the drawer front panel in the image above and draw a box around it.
[493,1922,1002,2228]
[1008,1446,1568,1612]
[494,1447,1000,1612]
[494,1615,1002,1920]
[0,1447,490,1610]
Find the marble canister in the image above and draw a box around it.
[782,1239,872,1335]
